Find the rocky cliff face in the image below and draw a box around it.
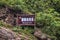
[0,6,22,25]
[34,29,51,40]
[0,27,21,40]
[0,27,38,40]
[0,7,7,17]
[0,6,8,21]
[0,6,15,25]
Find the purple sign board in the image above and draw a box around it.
[17,15,35,26]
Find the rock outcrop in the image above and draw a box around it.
[0,27,37,40]
[34,29,51,40]
[0,27,21,40]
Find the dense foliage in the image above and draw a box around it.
[0,0,60,40]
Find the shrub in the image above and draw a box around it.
[36,9,60,40]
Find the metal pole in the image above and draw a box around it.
[34,13,37,30]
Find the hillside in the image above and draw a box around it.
[0,0,60,40]
[0,22,50,40]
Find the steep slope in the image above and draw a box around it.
[0,26,37,40]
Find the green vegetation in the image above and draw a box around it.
[0,21,37,40]
[0,0,60,40]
